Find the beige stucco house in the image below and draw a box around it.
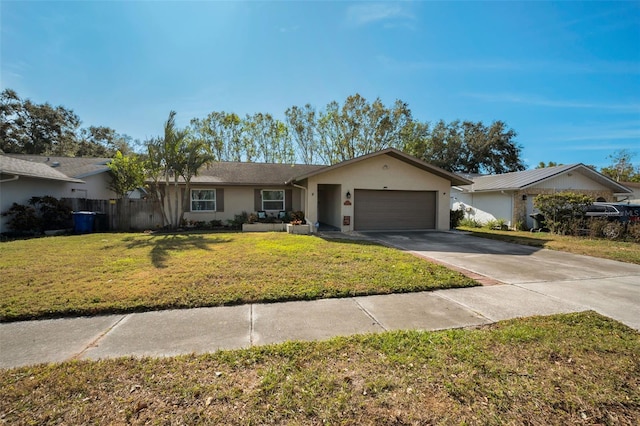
[177,148,472,232]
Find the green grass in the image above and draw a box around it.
[459,227,640,264]
[0,232,476,321]
[1,312,638,424]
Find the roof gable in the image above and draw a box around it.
[290,148,473,186]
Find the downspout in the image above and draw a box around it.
[291,182,311,233]
[0,175,19,183]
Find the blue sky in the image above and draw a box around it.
[2,1,639,170]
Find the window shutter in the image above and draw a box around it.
[254,189,262,211]
[216,189,224,212]
[285,189,293,211]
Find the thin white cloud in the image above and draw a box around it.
[464,92,640,113]
[548,121,640,145]
[346,3,415,27]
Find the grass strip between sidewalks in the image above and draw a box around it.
[1,312,638,424]
[458,227,640,265]
[0,232,476,321]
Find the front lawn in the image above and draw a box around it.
[0,232,476,321]
[1,312,638,424]
[459,227,640,264]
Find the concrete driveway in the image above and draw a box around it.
[367,231,640,330]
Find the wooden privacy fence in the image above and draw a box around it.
[62,198,163,231]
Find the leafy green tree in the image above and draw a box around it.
[313,94,411,165]
[77,126,135,157]
[536,161,560,169]
[0,89,80,155]
[190,112,227,161]
[600,149,640,182]
[177,137,214,225]
[107,151,146,199]
[146,111,190,228]
[285,104,317,164]
[1,89,133,157]
[146,111,214,228]
[403,119,524,174]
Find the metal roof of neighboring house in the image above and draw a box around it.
[289,148,474,186]
[459,163,632,194]
[621,181,640,190]
[188,162,327,186]
[0,155,85,183]
[4,154,111,179]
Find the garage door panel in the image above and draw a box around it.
[354,190,436,230]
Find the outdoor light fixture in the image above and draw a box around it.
[346,191,351,199]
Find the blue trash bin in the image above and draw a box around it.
[73,211,96,234]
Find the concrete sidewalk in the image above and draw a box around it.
[0,283,607,369]
[2,231,639,369]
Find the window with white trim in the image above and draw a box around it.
[262,189,284,211]
[191,189,216,211]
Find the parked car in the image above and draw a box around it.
[583,202,640,223]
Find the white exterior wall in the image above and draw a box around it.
[0,173,117,233]
[78,173,116,200]
[452,191,514,226]
[305,154,452,231]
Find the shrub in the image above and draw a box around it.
[29,196,72,231]
[290,211,305,224]
[534,192,594,235]
[2,196,72,234]
[450,209,464,229]
[459,218,482,228]
[627,223,640,243]
[228,211,249,229]
[485,218,508,230]
[1,203,40,233]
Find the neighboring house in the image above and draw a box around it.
[0,154,116,233]
[451,164,633,229]
[173,148,472,232]
[617,182,640,204]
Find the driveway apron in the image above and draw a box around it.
[368,231,640,330]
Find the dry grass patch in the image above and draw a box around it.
[0,232,476,321]
[459,227,640,264]
[1,312,638,424]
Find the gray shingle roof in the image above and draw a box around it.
[189,162,326,186]
[0,155,84,183]
[460,164,632,194]
[3,154,111,179]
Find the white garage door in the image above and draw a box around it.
[354,190,436,231]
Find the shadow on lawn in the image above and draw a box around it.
[123,234,232,268]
